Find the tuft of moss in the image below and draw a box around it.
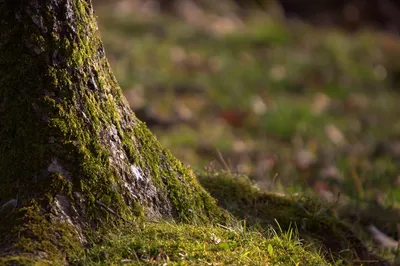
[198,172,387,265]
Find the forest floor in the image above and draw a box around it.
[86,1,400,264]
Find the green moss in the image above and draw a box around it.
[198,172,384,264]
[128,122,230,224]
[0,202,83,264]
[0,256,45,266]
[69,221,330,265]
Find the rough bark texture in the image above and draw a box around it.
[0,0,227,263]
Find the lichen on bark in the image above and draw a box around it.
[0,0,228,262]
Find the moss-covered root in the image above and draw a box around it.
[0,0,229,262]
[198,172,390,266]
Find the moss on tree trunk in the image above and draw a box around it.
[0,0,229,263]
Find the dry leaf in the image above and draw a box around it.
[368,225,398,249]
[251,95,268,115]
[293,149,316,170]
[325,124,346,146]
[311,93,330,115]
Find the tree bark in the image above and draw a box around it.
[0,0,227,263]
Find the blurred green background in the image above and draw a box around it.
[93,0,400,260]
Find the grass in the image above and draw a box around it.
[96,6,400,197]
[91,1,400,264]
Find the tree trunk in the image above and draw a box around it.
[0,0,227,263]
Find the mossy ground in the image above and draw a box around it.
[69,221,330,265]
[1,173,377,265]
[66,173,343,265]
[26,173,379,265]
[198,172,381,265]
